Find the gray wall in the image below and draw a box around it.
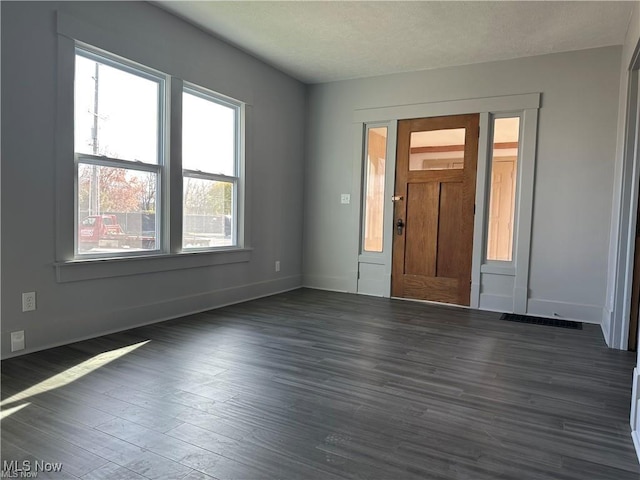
[1,1,306,357]
[304,47,621,318]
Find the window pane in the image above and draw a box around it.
[363,127,387,252]
[486,117,520,261]
[183,177,233,248]
[183,91,236,176]
[75,53,159,163]
[409,128,466,170]
[77,164,158,254]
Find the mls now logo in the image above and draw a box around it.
[2,460,63,478]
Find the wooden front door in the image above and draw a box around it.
[391,114,479,306]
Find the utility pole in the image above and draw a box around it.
[89,62,100,215]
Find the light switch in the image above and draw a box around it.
[341,194,351,204]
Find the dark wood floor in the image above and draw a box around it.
[2,288,639,479]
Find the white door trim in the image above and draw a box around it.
[352,94,540,308]
[609,44,640,350]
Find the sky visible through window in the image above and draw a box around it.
[75,54,236,173]
[74,54,159,163]
[182,91,235,176]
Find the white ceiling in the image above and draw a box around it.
[155,1,635,84]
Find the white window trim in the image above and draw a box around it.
[54,249,253,283]
[73,45,167,259]
[55,13,251,282]
[481,112,524,268]
[356,121,398,295]
[181,84,244,251]
[359,123,390,256]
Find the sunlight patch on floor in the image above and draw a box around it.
[1,340,150,408]
[0,402,30,420]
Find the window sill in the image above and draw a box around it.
[55,248,253,283]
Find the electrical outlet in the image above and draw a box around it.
[11,331,25,352]
[340,193,351,204]
[275,260,281,272]
[22,292,36,312]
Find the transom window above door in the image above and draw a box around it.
[409,128,466,171]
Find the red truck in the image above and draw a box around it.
[78,214,211,251]
[78,214,156,251]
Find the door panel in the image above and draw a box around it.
[437,182,464,279]
[405,183,439,276]
[403,276,459,304]
[392,113,479,306]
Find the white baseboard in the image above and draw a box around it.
[1,275,302,360]
[632,368,640,463]
[302,274,351,293]
[601,307,613,347]
[526,298,603,324]
[479,293,513,313]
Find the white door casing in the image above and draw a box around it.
[353,94,539,316]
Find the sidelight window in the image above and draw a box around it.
[363,126,388,252]
[486,116,520,262]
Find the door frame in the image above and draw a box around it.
[609,43,640,350]
[352,93,540,313]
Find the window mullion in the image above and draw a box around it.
[169,77,184,254]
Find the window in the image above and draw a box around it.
[74,47,163,256]
[363,126,388,252]
[182,88,241,249]
[409,128,466,171]
[72,45,244,260]
[486,116,520,262]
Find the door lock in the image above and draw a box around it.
[396,218,405,235]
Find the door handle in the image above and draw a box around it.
[396,218,405,235]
